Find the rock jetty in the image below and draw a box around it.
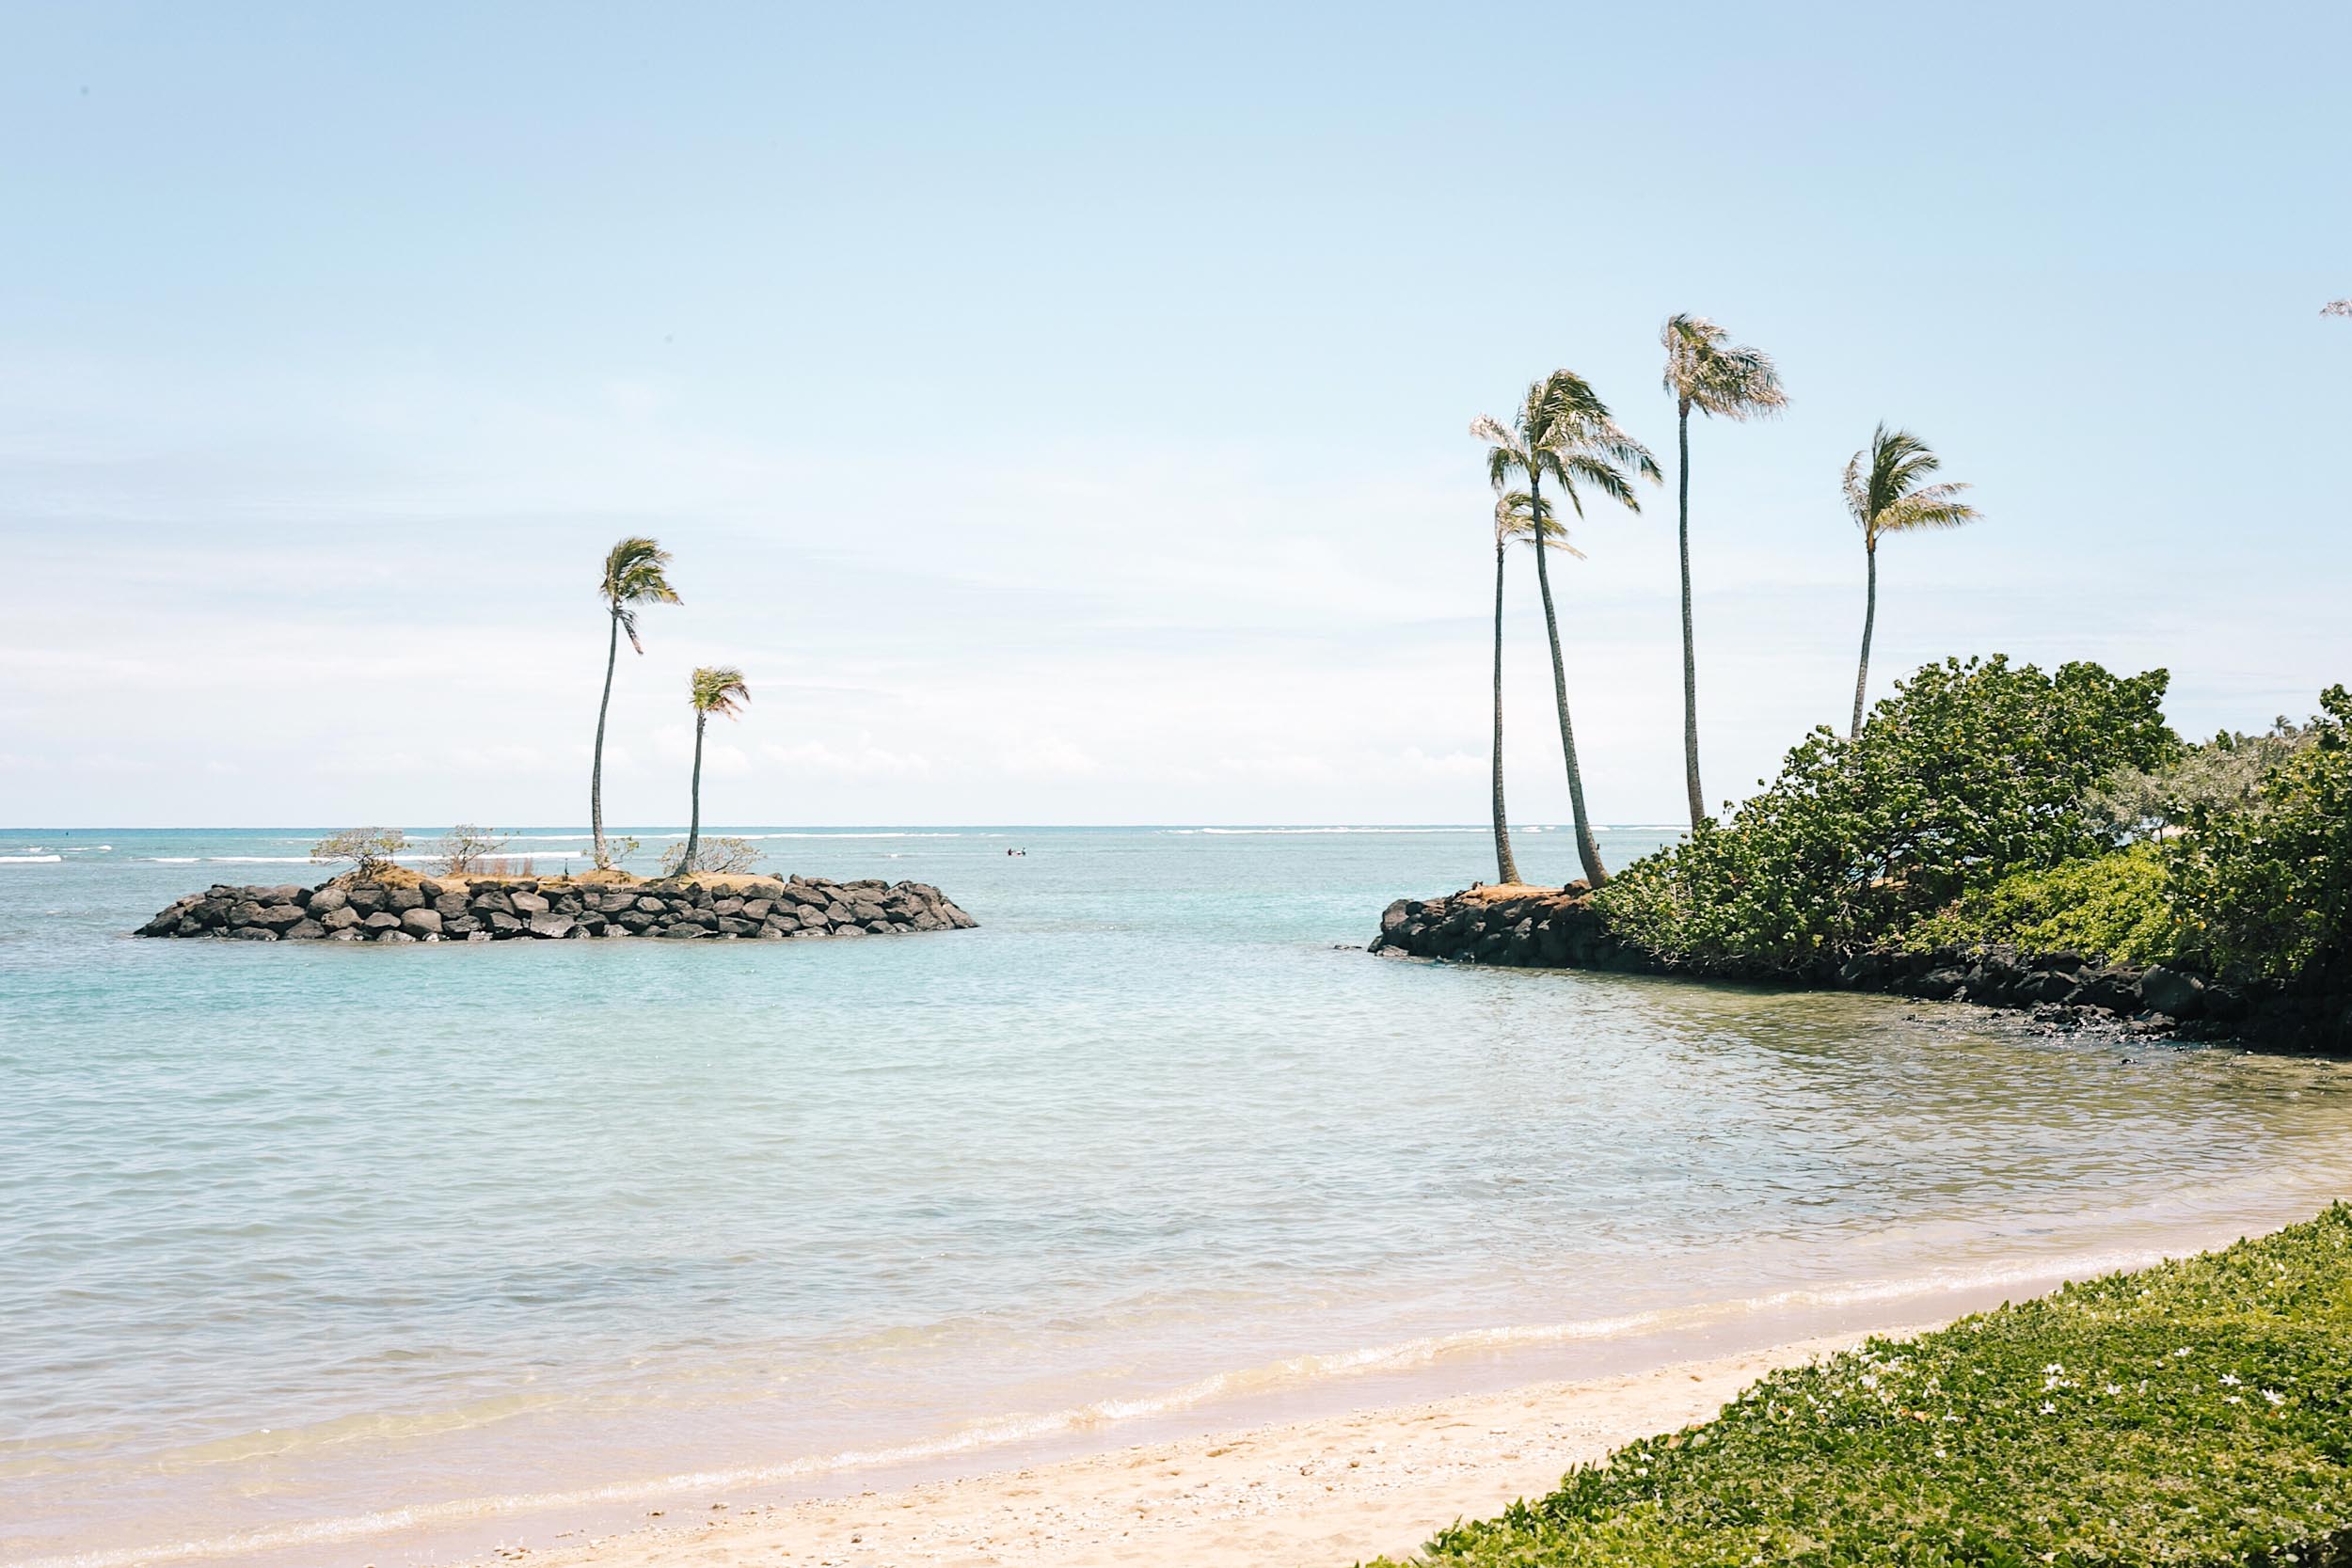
[1371,884,2352,1052]
[136,874,977,943]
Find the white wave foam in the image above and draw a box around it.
[0,854,62,864]
[1169,827,1490,836]
[672,832,962,840]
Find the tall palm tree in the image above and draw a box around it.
[593,537,683,869]
[681,666,750,876]
[1472,372,1660,888]
[1844,425,1981,737]
[1661,314,1787,831]
[1486,490,1579,885]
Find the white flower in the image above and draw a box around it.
[2263,1389,2285,1406]
[2226,1394,2244,1405]
[2104,1384,2123,1396]
[1861,1374,1879,1390]
[2173,1347,2192,1357]
[2040,1401,2058,1415]
[2044,1363,2064,1375]
[2221,1373,2242,1386]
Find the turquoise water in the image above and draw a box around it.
[8,825,2352,1568]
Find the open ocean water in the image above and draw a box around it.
[8,824,2352,1567]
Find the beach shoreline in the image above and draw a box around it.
[450,1325,1940,1568]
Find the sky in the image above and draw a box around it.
[3,1,2348,828]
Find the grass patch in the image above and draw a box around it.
[1378,1206,2352,1566]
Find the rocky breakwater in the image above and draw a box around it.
[1369,884,2352,1051]
[135,874,977,943]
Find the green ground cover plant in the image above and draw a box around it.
[1376,1205,2352,1567]
[1904,844,2179,967]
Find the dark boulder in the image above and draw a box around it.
[2142,965,2208,1020]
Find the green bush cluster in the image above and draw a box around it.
[1594,657,2179,969]
[1375,1205,2352,1567]
[1904,844,2179,967]
[2169,686,2352,985]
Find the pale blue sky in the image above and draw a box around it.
[4,2,2347,826]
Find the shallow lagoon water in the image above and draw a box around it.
[7,825,2352,1567]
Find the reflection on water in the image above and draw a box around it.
[4,826,2350,1567]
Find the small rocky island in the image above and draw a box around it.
[137,873,977,942]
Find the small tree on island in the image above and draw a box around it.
[311,827,408,879]
[680,665,750,875]
[660,834,761,876]
[429,824,508,877]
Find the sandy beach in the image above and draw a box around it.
[471,1325,1936,1568]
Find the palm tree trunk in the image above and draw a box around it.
[684,713,707,876]
[1528,473,1609,889]
[591,610,620,868]
[1851,538,1878,739]
[1490,541,1520,886]
[1677,400,1705,831]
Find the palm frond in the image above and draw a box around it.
[2326,299,2352,317]
[1848,424,1980,541]
[601,535,683,613]
[1877,484,1980,534]
[617,604,644,655]
[1484,368,1659,524]
[1495,490,1582,556]
[690,665,750,719]
[1843,447,1871,529]
[1662,314,1788,420]
[1471,415,1527,491]
[1563,451,1642,513]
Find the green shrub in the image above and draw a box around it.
[2088,720,2314,843]
[1905,844,2180,966]
[1380,1205,2352,1568]
[1595,657,2180,969]
[2168,686,2352,985]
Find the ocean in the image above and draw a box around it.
[8,825,2352,1567]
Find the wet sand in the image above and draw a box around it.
[469,1324,1934,1568]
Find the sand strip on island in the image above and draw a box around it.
[475,1323,1939,1568]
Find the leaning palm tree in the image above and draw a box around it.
[1661,314,1787,830]
[1486,490,1579,885]
[592,537,683,868]
[681,666,750,876]
[1844,425,1981,737]
[1472,372,1660,888]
